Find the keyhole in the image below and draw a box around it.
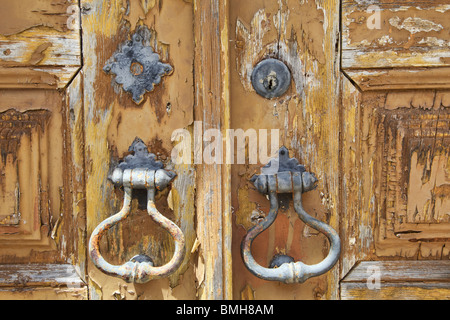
[130,61,144,76]
[263,72,278,91]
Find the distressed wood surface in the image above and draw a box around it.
[0,287,87,300]
[81,0,196,300]
[343,0,450,69]
[341,88,450,265]
[341,282,450,300]
[338,1,450,299]
[230,0,341,300]
[0,0,449,301]
[343,68,450,91]
[0,0,86,300]
[65,73,88,281]
[0,90,82,266]
[0,264,87,300]
[342,260,450,282]
[0,264,86,287]
[342,0,450,90]
[0,0,81,88]
[193,0,232,300]
[341,260,450,300]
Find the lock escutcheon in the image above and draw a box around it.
[251,58,291,99]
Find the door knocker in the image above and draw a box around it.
[89,138,185,283]
[241,147,341,283]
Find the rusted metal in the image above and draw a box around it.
[103,26,173,105]
[241,147,341,284]
[251,58,291,99]
[88,139,185,283]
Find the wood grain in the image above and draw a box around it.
[341,260,450,300]
[342,0,450,90]
[0,0,81,88]
[0,264,87,300]
[230,0,341,300]
[81,0,196,300]
[193,0,232,300]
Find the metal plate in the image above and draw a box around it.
[251,58,291,99]
[103,26,173,105]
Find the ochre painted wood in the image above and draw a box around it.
[0,89,83,266]
[230,0,341,300]
[0,0,81,88]
[0,0,86,300]
[339,2,450,300]
[342,0,450,91]
[0,0,449,301]
[341,261,450,300]
[81,0,197,300]
[193,0,233,300]
[340,88,450,263]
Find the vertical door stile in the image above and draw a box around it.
[193,0,233,300]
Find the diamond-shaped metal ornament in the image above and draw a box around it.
[104,26,173,104]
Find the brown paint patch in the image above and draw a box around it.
[0,90,77,265]
[29,42,52,65]
[0,0,72,36]
[0,109,51,163]
[290,0,325,64]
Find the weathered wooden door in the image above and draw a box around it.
[0,0,449,301]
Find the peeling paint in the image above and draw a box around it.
[389,16,443,34]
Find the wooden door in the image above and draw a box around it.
[0,0,448,301]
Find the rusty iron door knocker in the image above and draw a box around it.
[89,138,185,283]
[241,147,341,284]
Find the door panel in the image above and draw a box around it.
[0,0,86,299]
[81,0,197,299]
[340,0,450,299]
[341,81,450,271]
[230,0,341,300]
[0,91,61,259]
